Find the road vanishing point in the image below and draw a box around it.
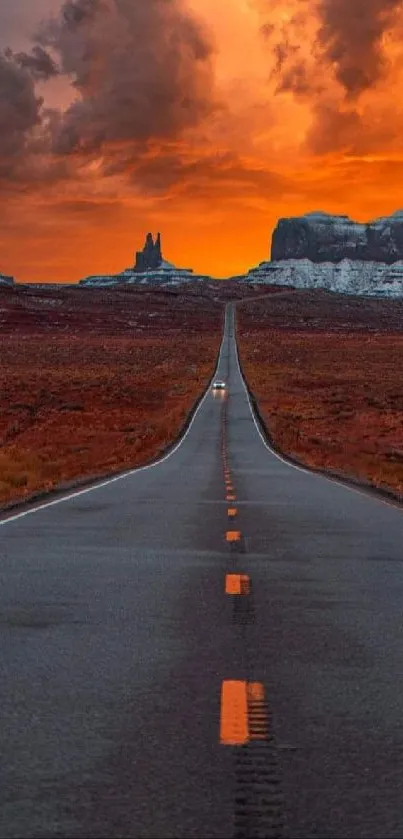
[1,305,403,838]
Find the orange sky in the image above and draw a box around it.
[1,0,403,281]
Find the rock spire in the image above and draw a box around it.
[134,232,163,272]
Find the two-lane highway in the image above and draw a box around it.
[1,305,403,838]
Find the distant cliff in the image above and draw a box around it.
[0,273,15,287]
[271,211,403,264]
[241,258,403,297]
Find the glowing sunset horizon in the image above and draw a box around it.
[1,0,403,282]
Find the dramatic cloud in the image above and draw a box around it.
[257,0,402,98]
[259,4,322,99]
[2,0,403,281]
[36,0,217,154]
[126,147,287,198]
[13,45,59,80]
[312,0,403,153]
[255,0,403,157]
[0,0,218,190]
[317,0,402,97]
[0,51,43,169]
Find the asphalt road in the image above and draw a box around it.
[1,305,403,838]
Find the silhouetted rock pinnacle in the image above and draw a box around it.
[135,232,163,272]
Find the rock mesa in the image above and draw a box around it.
[271,211,403,264]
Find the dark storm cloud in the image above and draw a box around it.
[124,148,289,199]
[35,0,217,155]
[262,8,324,100]
[257,0,403,156]
[13,45,59,80]
[306,0,403,154]
[317,0,401,96]
[271,39,299,79]
[276,60,317,96]
[261,0,400,99]
[0,51,43,167]
[0,0,217,192]
[269,37,319,98]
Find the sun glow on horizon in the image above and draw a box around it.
[1,0,403,282]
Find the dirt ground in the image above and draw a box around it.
[237,289,403,500]
[0,283,224,507]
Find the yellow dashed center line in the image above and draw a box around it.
[220,680,267,745]
[220,399,266,749]
[248,682,265,701]
[226,530,241,542]
[225,574,250,595]
[220,681,248,745]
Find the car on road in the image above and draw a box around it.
[212,380,227,390]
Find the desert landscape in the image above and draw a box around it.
[0,283,224,508]
[237,289,403,501]
[0,280,284,509]
[3,2,403,832]
[2,276,403,509]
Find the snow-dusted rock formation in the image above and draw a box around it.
[79,231,215,286]
[0,273,15,287]
[79,263,213,287]
[272,210,403,264]
[237,209,403,297]
[241,258,403,297]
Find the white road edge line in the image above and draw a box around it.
[0,310,229,527]
[232,304,402,513]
